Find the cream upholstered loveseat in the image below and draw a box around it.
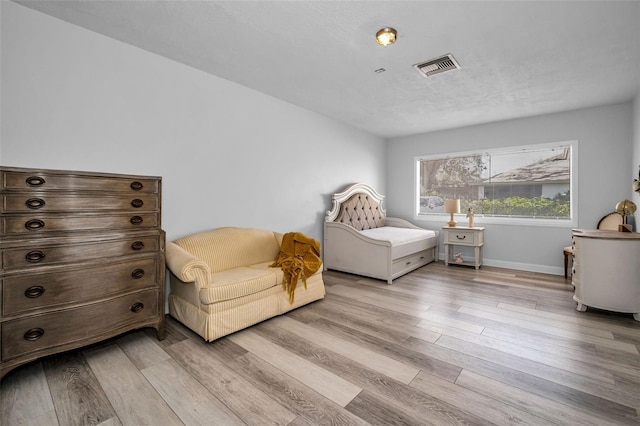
[324,183,439,284]
[166,227,325,341]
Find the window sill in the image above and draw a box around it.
[414,214,577,228]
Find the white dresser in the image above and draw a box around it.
[571,229,640,321]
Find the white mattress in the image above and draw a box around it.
[359,226,437,245]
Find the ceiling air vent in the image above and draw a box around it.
[413,54,460,77]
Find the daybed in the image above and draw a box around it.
[166,227,325,341]
[324,183,439,284]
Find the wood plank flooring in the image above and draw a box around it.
[2,262,639,425]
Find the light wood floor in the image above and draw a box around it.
[2,262,639,425]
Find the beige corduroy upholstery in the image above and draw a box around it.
[166,227,325,341]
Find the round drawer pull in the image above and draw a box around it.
[130,216,143,225]
[25,176,45,186]
[131,241,145,250]
[131,268,145,279]
[130,302,144,313]
[25,198,46,209]
[25,219,45,230]
[131,199,144,208]
[25,285,45,298]
[24,328,44,341]
[25,250,46,263]
[130,181,144,191]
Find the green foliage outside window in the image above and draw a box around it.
[465,193,570,218]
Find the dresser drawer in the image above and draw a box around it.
[1,212,159,235]
[445,230,480,246]
[1,193,159,214]
[1,170,159,193]
[2,257,159,316]
[1,289,159,361]
[1,235,161,270]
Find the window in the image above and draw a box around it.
[415,141,576,225]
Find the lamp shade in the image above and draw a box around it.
[615,199,637,216]
[444,199,461,214]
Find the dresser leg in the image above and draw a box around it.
[155,317,167,341]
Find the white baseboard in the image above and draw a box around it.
[438,253,563,276]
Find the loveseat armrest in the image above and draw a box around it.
[166,241,212,285]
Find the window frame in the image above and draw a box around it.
[413,140,578,228]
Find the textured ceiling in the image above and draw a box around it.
[15,1,640,138]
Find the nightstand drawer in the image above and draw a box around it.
[445,230,479,245]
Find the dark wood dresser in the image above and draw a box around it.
[0,166,165,379]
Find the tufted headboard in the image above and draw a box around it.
[325,183,386,230]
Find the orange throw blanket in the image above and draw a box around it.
[271,232,322,304]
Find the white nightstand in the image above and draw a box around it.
[443,226,485,269]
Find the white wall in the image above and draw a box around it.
[0,1,385,243]
[633,91,640,215]
[386,103,634,274]
[3,2,637,278]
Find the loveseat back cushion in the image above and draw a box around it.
[172,227,282,272]
[335,193,385,231]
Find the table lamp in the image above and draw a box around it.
[615,199,637,230]
[444,199,461,227]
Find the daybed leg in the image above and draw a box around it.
[387,278,393,285]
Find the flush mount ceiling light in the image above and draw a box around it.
[375,27,397,46]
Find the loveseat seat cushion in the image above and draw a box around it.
[199,267,280,304]
[173,227,282,272]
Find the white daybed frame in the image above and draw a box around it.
[324,183,439,284]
